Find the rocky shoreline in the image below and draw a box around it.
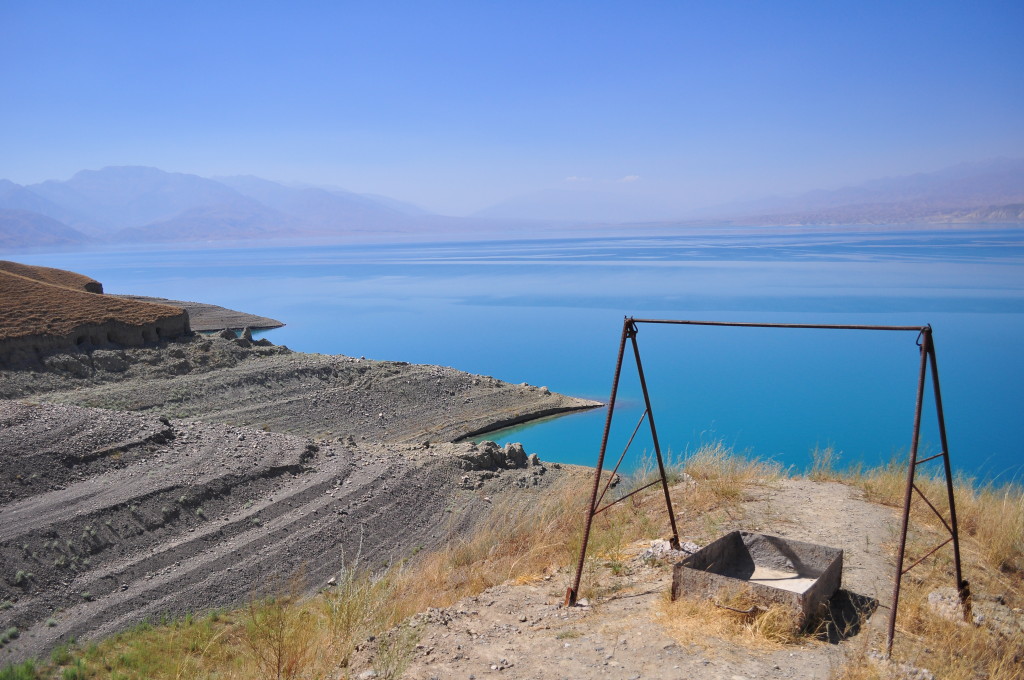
[0,334,600,664]
[112,295,285,332]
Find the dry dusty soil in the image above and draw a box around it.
[350,479,901,680]
[0,334,598,664]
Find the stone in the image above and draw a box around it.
[672,531,843,625]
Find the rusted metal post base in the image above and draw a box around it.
[886,326,968,657]
[565,318,680,607]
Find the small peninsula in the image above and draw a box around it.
[0,262,599,664]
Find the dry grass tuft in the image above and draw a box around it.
[658,586,804,650]
[848,458,1024,574]
[682,441,781,502]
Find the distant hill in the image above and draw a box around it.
[0,167,440,249]
[477,158,1024,225]
[699,157,1024,225]
[214,175,414,233]
[2,160,1022,251]
[113,196,295,242]
[0,209,93,249]
[25,166,247,236]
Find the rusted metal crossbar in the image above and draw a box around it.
[564,317,968,658]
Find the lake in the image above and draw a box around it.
[11,225,1024,482]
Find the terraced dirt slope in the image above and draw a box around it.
[0,334,599,664]
[0,261,102,293]
[0,335,597,444]
[0,400,557,663]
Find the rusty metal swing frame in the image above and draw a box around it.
[564,317,970,656]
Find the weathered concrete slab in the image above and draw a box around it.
[672,530,843,623]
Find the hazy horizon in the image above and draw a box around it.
[2,1,1022,217]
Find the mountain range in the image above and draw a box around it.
[1,160,1022,249]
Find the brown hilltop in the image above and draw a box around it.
[0,262,189,365]
[0,260,103,293]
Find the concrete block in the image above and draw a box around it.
[672,530,843,623]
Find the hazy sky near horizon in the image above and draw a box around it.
[2,1,1022,216]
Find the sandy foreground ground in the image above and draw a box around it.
[0,334,597,664]
[380,479,901,680]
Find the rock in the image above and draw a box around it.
[217,329,235,340]
[502,442,527,467]
[637,538,700,562]
[92,350,129,372]
[929,587,1024,636]
[241,327,253,341]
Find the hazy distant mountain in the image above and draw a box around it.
[474,187,682,223]
[703,157,1024,225]
[477,158,1024,225]
[215,175,414,232]
[2,160,1021,250]
[28,166,247,236]
[357,193,431,216]
[0,209,93,249]
[0,179,84,226]
[0,167,433,248]
[113,196,295,242]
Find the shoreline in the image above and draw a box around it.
[0,335,601,663]
[112,295,285,332]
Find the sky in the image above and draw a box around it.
[1,0,1022,216]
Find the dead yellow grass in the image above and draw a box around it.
[830,560,1024,680]
[22,445,1018,680]
[682,441,782,502]
[848,460,1024,574]
[0,269,182,340]
[33,471,667,679]
[658,588,805,651]
[830,466,1024,680]
[0,260,101,293]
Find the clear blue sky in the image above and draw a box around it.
[1,0,1022,215]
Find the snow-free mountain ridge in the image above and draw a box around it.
[1,161,1022,250]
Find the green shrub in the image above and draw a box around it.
[0,659,40,680]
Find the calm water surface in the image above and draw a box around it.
[13,226,1024,482]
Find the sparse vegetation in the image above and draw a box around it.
[1,445,1019,680]
[0,660,38,680]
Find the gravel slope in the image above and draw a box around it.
[0,336,599,664]
[0,334,597,444]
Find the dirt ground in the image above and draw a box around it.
[0,335,597,665]
[356,479,959,680]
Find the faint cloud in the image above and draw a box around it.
[618,175,640,183]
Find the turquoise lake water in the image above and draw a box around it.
[12,225,1024,482]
